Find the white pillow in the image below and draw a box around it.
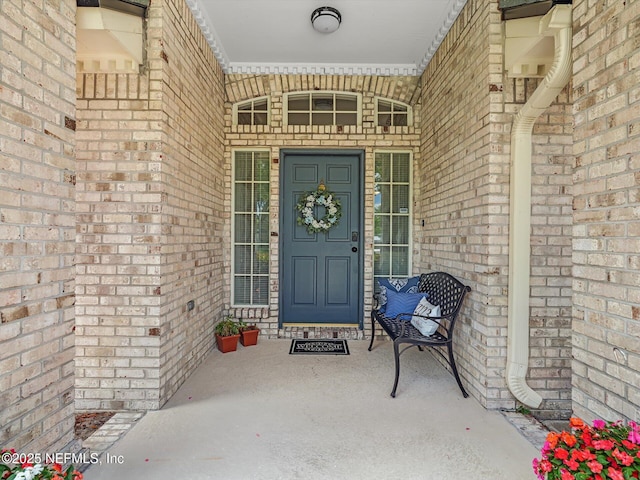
[410,297,441,336]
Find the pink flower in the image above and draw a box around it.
[628,428,640,444]
[563,458,580,470]
[532,459,545,480]
[593,439,615,450]
[607,467,624,480]
[593,419,606,429]
[560,469,575,480]
[587,460,603,473]
[533,417,640,479]
[612,448,634,467]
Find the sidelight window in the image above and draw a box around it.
[233,150,270,305]
[373,151,412,284]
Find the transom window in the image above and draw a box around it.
[233,97,269,126]
[284,91,360,126]
[373,151,412,284]
[233,150,270,305]
[376,98,412,127]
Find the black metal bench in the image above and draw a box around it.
[368,271,471,398]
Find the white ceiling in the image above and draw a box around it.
[186,0,469,76]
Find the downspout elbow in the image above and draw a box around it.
[506,5,572,409]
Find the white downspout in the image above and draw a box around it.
[506,4,572,408]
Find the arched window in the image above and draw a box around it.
[284,91,361,126]
[375,98,412,127]
[233,96,269,126]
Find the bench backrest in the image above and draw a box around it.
[417,272,471,321]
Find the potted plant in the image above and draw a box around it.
[214,315,240,353]
[238,321,260,347]
[533,417,640,479]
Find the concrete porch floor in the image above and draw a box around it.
[83,339,543,479]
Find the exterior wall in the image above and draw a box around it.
[0,0,79,453]
[75,62,162,409]
[75,0,225,411]
[4,0,640,460]
[157,0,226,404]
[572,0,640,423]
[417,0,573,416]
[224,75,421,337]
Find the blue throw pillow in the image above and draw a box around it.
[377,276,420,312]
[384,291,429,319]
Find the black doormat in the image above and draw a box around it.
[289,339,350,355]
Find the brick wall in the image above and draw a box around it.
[417,0,573,414]
[0,0,78,453]
[157,0,226,404]
[75,0,226,411]
[224,74,422,337]
[572,0,640,423]
[75,67,162,409]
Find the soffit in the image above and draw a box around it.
[187,0,468,76]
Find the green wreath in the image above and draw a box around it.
[296,185,342,234]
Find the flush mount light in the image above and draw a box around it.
[311,6,341,34]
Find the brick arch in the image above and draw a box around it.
[225,74,421,106]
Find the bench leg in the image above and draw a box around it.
[367,315,376,351]
[390,339,402,398]
[447,343,469,398]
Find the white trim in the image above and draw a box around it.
[185,0,230,71]
[416,0,468,74]
[228,63,419,77]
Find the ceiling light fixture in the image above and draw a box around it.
[311,6,341,34]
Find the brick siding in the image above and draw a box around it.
[224,74,421,337]
[0,0,78,453]
[75,0,226,411]
[417,0,573,415]
[571,0,640,423]
[3,0,640,455]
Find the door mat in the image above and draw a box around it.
[289,339,350,355]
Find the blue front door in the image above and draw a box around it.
[281,151,362,325]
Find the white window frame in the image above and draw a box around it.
[232,96,270,126]
[283,90,362,127]
[373,150,413,283]
[374,97,413,127]
[231,149,271,307]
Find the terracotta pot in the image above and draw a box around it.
[216,333,240,353]
[240,328,259,347]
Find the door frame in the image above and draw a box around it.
[279,149,365,329]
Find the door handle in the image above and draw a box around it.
[352,247,358,252]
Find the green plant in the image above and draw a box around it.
[533,417,640,480]
[516,405,531,416]
[0,450,83,480]
[214,316,240,337]
[238,321,257,332]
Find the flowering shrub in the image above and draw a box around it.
[533,417,640,480]
[0,450,82,480]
